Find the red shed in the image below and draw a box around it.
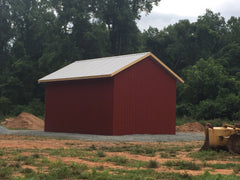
[38,52,184,135]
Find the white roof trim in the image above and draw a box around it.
[38,52,184,83]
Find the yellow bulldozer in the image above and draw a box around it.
[201,123,240,153]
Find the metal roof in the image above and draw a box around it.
[38,52,184,83]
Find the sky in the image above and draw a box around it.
[136,0,240,31]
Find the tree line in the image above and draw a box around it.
[0,0,240,121]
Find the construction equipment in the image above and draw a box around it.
[201,123,240,153]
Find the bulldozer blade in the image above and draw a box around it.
[200,128,210,150]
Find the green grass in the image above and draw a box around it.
[105,156,128,165]
[13,154,38,165]
[45,147,93,158]
[88,144,97,150]
[0,166,13,179]
[160,152,176,158]
[100,145,156,156]
[206,163,237,169]
[0,149,7,156]
[96,150,106,157]
[190,149,231,161]
[104,156,147,168]
[164,160,201,170]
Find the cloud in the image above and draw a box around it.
[136,0,240,31]
[214,0,240,20]
[136,12,196,31]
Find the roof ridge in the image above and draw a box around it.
[74,52,150,63]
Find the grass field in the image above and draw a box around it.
[0,135,240,179]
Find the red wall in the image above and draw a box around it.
[113,57,176,135]
[45,78,114,135]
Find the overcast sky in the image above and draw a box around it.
[136,0,240,31]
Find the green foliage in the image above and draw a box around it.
[177,57,240,120]
[23,99,44,117]
[0,96,11,116]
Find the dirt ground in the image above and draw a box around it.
[1,112,44,130]
[0,135,239,178]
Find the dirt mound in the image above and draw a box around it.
[176,122,204,132]
[1,112,44,130]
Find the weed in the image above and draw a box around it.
[147,160,158,168]
[183,145,196,152]
[206,163,236,169]
[164,160,201,170]
[8,162,21,170]
[196,170,240,180]
[105,156,147,168]
[96,150,106,157]
[20,168,34,174]
[231,157,240,162]
[0,166,13,179]
[31,153,40,158]
[65,142,76,146]
[89,144,97,150]
[47,148,92,158]
[105,156,128,165]
[0,159,8,167]
[0,149,6,156]
[233,164,240,174]
[160,151,176,158]
[96,165,104,171]
[100,145,156,156]
[14,155,36,165]
[131,145,156,156]
[41,157,50,165]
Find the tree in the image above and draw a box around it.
[194,9,227,58]
[0,0,12,72]
[143,20,198,72]
[227,17,240,43]
[91,0,160,55]
[177,58,240,120]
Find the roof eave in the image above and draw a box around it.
[38,74,112,83]
[148,53,184,84]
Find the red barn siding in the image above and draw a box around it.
[45,78,114,135]
[112,57,176,135]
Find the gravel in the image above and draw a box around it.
[0,126,10,134]
[0,125,204,142]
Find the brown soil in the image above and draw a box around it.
[176,122,204,132]
[1,112,44,130]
